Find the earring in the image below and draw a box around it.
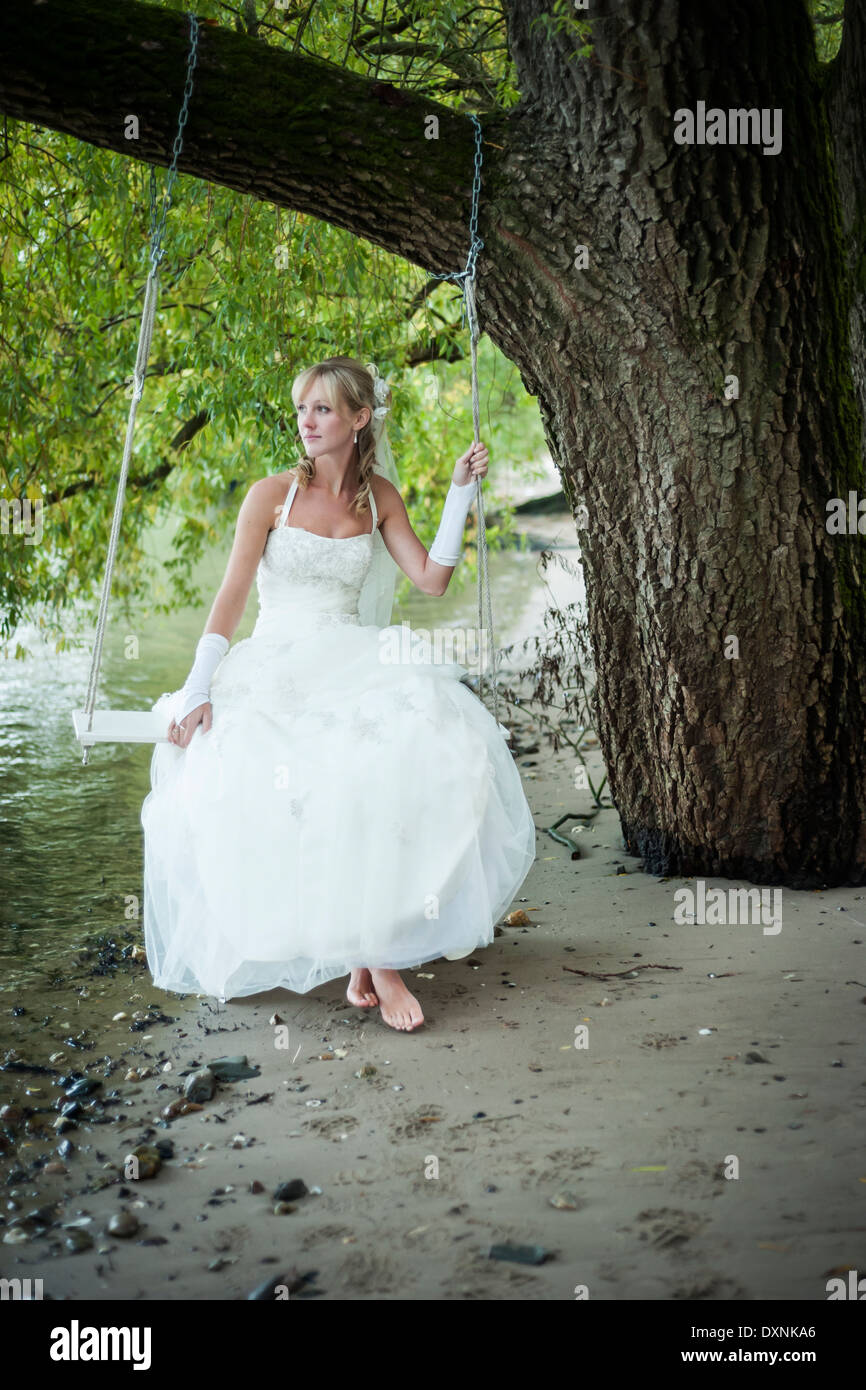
[354,431,358,444]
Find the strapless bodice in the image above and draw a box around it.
[252,525,374,638]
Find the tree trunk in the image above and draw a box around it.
[2,0,865,886]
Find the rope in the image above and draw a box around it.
[426,115,500,728]
[79,13,200,763]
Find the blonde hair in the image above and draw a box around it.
[290,356,391,516]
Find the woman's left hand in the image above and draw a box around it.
[453,440,489,487]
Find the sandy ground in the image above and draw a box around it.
[2,729,865,1303]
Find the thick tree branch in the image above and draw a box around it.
[42,409,210,504]
[0,0,506,280]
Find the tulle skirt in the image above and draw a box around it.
[140,615,536,998]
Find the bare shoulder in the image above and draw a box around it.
[369,471,405,520]
[246,470,296,529]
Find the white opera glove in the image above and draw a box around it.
[172,633,229,725]
[428,478,477,567]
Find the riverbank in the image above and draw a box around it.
[2,719,864,1301]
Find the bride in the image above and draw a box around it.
[140,356,537,1032]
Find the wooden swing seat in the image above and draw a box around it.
[72,709,168,748]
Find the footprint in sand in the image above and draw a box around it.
[629,1206,708,1250]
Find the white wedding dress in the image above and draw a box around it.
[140,477,537,999]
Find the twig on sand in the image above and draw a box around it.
[562,962,683,980]
[449,1114,527,1130]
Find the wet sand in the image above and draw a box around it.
[2,731,864,1301]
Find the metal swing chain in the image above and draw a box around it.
[80,13,200,764]
[426,115,500,729]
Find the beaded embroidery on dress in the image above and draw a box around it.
[140,477,537,998]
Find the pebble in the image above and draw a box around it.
[355,1065,376,1078]
[208,1056,260,1082]
[107,1210,140,1239]
[248,1273,290,1300]
[488,1242,549,1265]
[249,1180,265,1194]
[65,1077,102,1099]
[163,1098,203,1119]
[549,1191,581,1210]
[42,1161,67,1175]
[273,1179,308,1202]
[3,1228,30,1245]
[744,1051,768,1064]
[208,1256,236,1272]
[65,1229,95,1253]
[184,1068,217,1102]
[231,1134,251,1149]
[125,1144,162,1180]
[273,1202,296,1215]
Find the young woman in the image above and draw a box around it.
[141,357,536,1031]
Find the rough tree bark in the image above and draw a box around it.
[1,0,864,887]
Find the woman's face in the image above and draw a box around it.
[295,378,369,458]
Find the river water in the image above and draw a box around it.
[0,468,585,994]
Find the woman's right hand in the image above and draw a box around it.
[168,702,212,748]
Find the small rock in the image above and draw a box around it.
[503,910,530,926]
[112,1012,128,1022]
[107,1210,140,1239]
[549,1190,581,1210]
[65,1229,95,1253]
[319,1052,335,1061]
[208,1056,260,1082]
[162,1098,203,1119]
[249,1180,265,1194]
[273,1179,308,1202]
[231,1134,251,1149]
[65,1077,102,1099]
[273,1202,296,1215]
[248,1273,292,1300]
[3,1227,30,1245]
[488,1242,549,1265]
[184,1068,217,1103]
[208,1256,236,1271]
[42,1161,67,1175]
[124,1144,161,1180]
[269,1013,283,1026]
[354,1065,376,1079]
[744,1051,768,1064]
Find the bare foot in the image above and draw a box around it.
[370,969,424,1031]
[347,968,378,1008]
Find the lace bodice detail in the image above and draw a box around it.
[253,478,377,636]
